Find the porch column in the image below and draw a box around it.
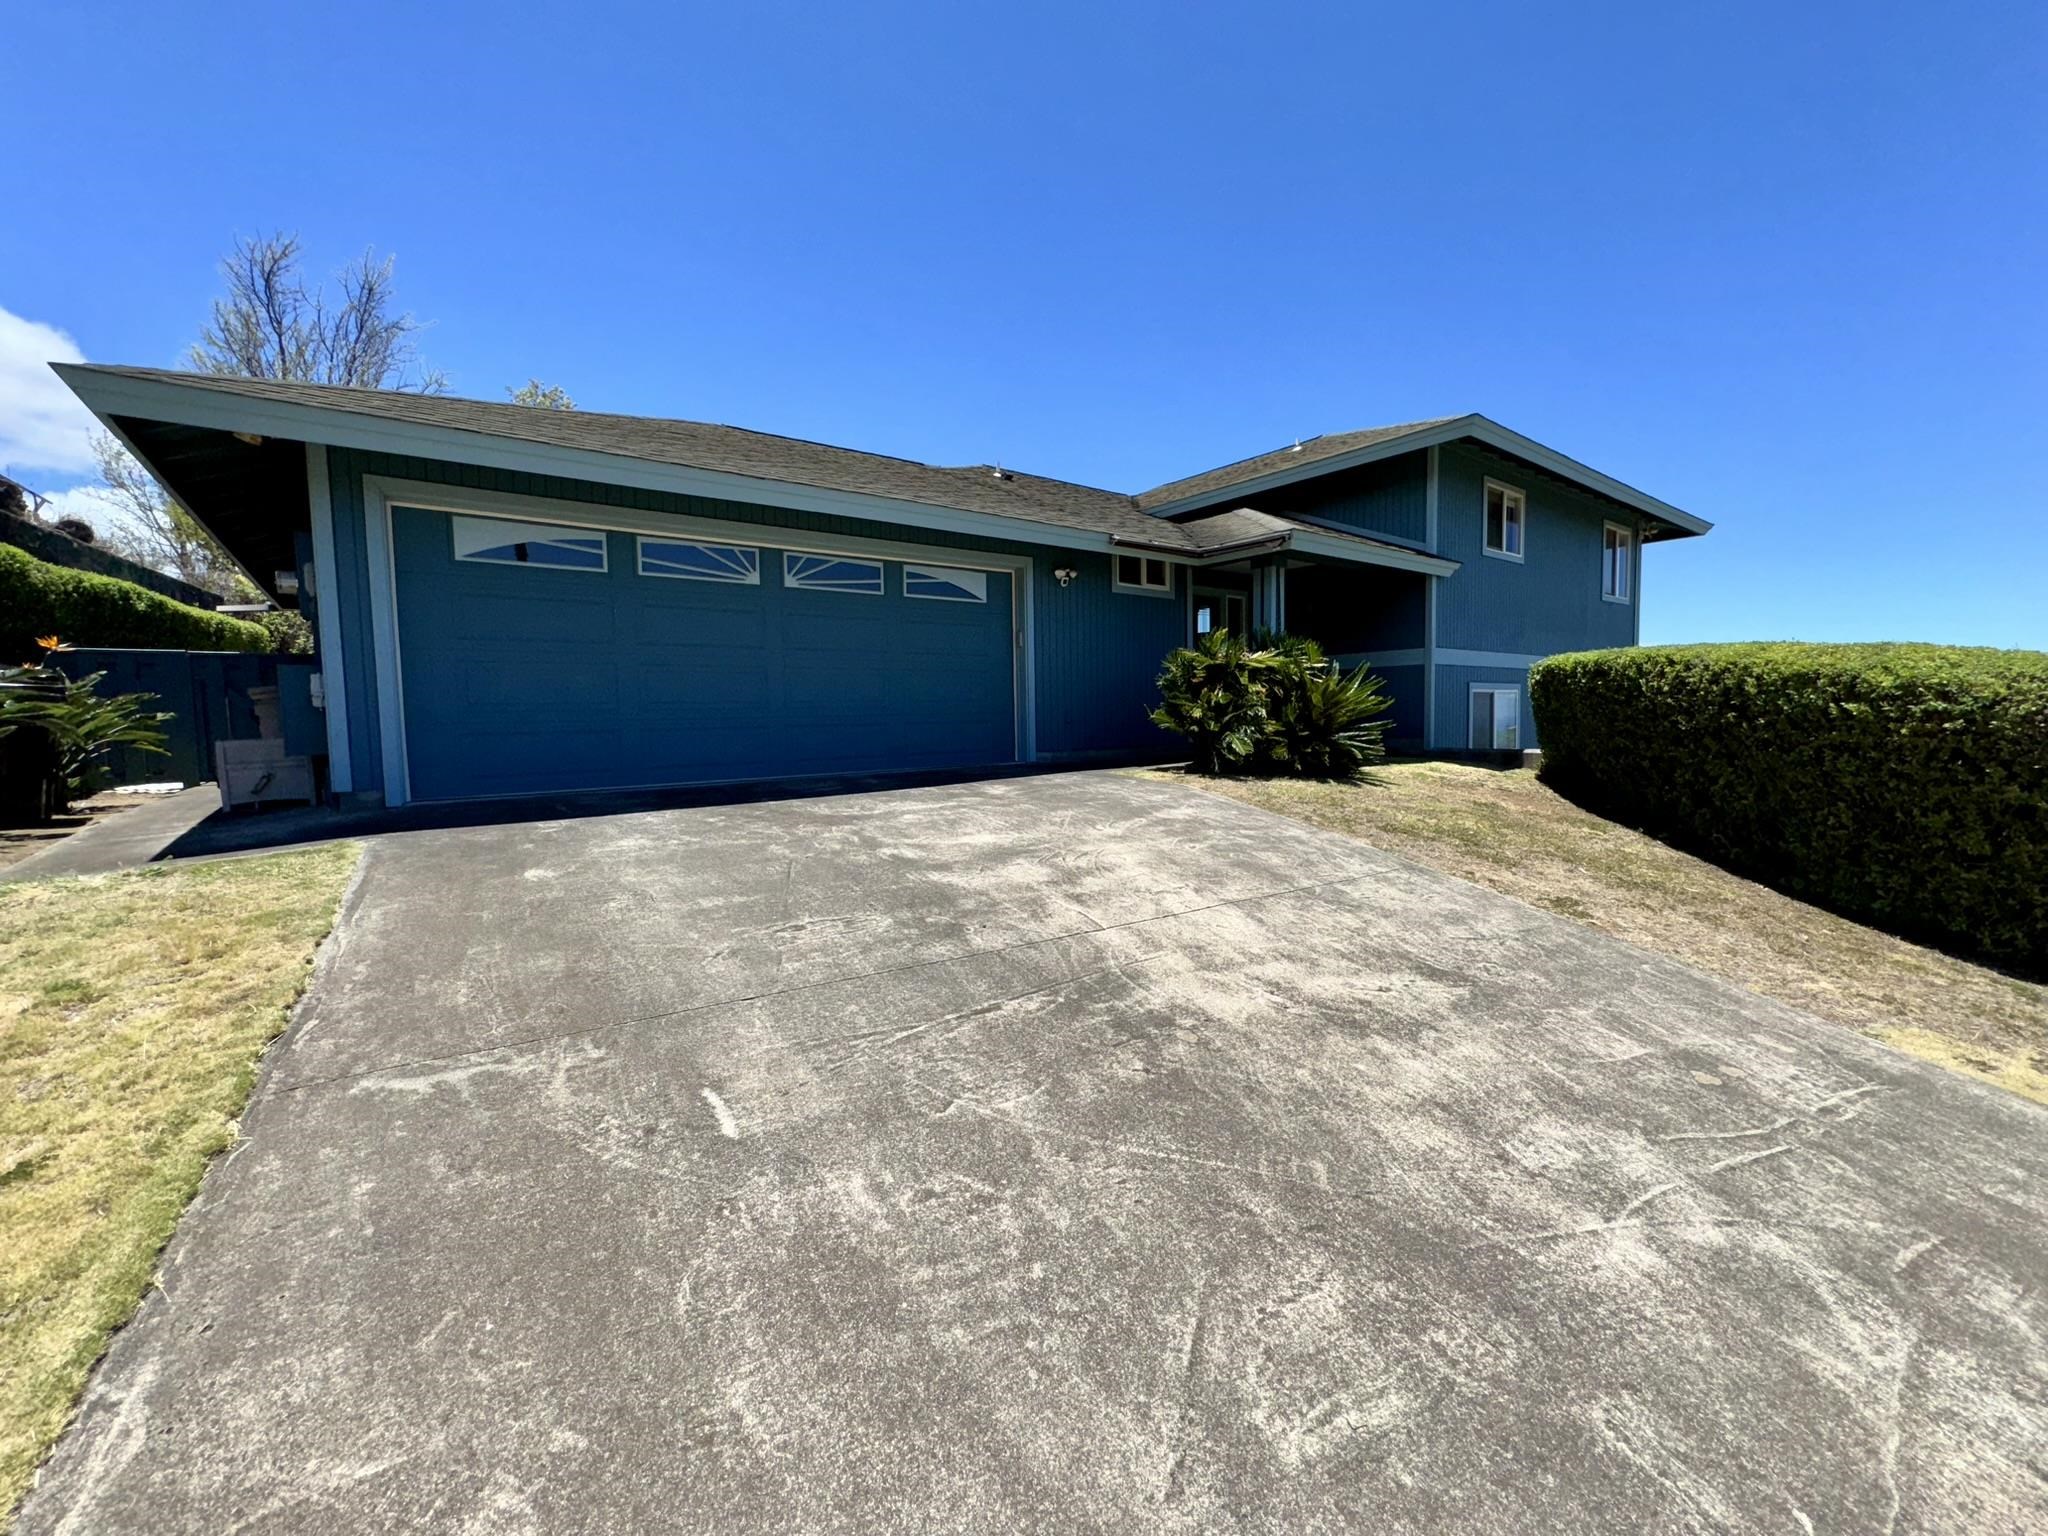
[1250,561,1286,633]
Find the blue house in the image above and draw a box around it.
[53,365,1709,806]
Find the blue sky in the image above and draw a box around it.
[3,1,2042,647]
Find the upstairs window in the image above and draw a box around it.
[1602,523,1633,603]
[1114,554,1173,595]
[1483,480,1525,561]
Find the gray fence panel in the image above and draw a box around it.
[50,648,278,786]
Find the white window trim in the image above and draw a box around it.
[637,535,761,585]
[360,475,1037,805]
[902,563,989,603]
[783,551,885,596]
[1482,478,1526,563]
[1112,552,1175,597]
[1467,684,1522,751]
[1601,521,1634,604]
[451,514,610,572]
[1192,587,1248,638]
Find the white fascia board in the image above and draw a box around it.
[1289,529,1458,576]
[1143,413,1712,537]
[52,365,1126,559]
[1463,417,1712,536]
[304,444,352,793]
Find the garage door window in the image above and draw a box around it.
[638,537,760,584]
[785,553,884,594]
[903,564,988,603]
[451,515,607,571]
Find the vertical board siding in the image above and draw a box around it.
[1033,550,1185,757]
[325,449,1181,792]
[1365,663,1424,748]
[1433,444,1639,656]
[1231,450,1430,545]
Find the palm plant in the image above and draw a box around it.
[1151,628,1391,780]
[1149,629,1283,773]
[1268,661,1393,778]
[0,640,171,802]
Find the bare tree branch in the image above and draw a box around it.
[92,231,451,594]
[189,232,442,390]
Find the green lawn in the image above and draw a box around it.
[1143,763,2048,1104]
[0,845,359,1526]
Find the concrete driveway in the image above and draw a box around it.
[20,772,2048,1534]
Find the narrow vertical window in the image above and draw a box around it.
[1602,523,1633,602]
[1484,481,1525,560]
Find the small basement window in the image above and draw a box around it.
[1602,522,1633,602]
[784,552,884,594]
[1114,554,1173,595]
[451,515,607,571]
[1483,481,1525,561]
[1469,686,1521,751]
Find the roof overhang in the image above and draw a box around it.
[1143,413,1712,540]
[1109,527,1458,577]
[51,364,1178,573]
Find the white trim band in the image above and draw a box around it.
[303,444,353,793]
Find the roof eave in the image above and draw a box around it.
[51,363,1148,561]
[1142,413,1712,538]
[1111,526,1457,577]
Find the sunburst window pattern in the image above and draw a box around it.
[639,538,761,583]
[784,553,884,594]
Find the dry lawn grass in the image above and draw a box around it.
[1143,763,2048,1104]
[0,845,359,1526]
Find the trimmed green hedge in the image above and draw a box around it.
[1530,643,2048,974]
[0,543,266,659]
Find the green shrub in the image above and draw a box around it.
[1152,630,1391,779]
[1530,642,2048,974]
[253,608,314,655]
[0,544,266,659]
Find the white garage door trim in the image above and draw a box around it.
[360,474,1036,807]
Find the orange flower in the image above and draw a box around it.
[34,635,68,652]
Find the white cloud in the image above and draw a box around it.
[0,306,101,481]
[33,482,135,542]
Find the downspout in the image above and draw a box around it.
[1633,516,1644,647]
[1423,445,1440,749]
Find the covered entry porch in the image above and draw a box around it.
[1171,541,1443,753]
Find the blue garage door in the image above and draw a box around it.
[391,506,1017,800]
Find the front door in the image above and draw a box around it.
[1194,589,1248,640]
